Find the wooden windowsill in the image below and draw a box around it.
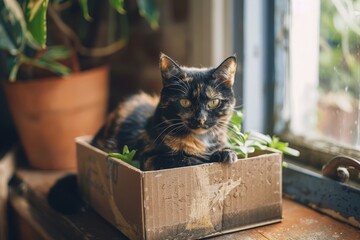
[7,168,360,240]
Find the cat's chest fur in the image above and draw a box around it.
[163,134,210,156]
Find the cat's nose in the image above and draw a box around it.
[198,118,206,125]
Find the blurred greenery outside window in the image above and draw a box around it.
[274,0,360,169]
[318,0,359,147]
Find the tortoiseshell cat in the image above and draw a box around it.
[92,53,238,170]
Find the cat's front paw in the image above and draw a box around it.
[210,149,238,163]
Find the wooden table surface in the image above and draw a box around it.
[8,168,360,240]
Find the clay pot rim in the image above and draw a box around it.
[3,65,109,86]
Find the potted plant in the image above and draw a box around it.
[0,0,159,170]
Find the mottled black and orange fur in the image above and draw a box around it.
[92,53,238,170]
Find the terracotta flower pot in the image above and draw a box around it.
[4,67,109,170]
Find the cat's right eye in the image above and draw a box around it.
[179,99,192,108]
[207,99,220,109]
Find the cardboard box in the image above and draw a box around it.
[76,136,282,240]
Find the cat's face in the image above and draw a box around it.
[158,54,237,135]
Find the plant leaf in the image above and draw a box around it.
[9,61,21,82]
[265,147,282,153]
[245,140,267,150]
[123,145,129,154]
[235,131,247,143]
[230,110,243,126]
[246,146,255,153]
[248,131,272,145]
[109,152,130,162]
[32,57,71,75]
[230,146,246,158]
[24,0,49,48]
[137,0,159,29]
[42,46,70,60]
[108,147,139,168]
[108,153,123,158]
[269,138,288,150]
[128,150,136,161]
[282,147,300,157]
[0,0,27,54]
[109,0,126,14]
[282,161,288,168]
[79,0,93,21]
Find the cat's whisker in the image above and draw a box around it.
[167,73,183,82]
[160,125,185,147]
[167,87,188,96]
[183,78,191,91]
[213,79,228,91]
[232,104,244,110]
[167,74,190,91]
[153,122,184,143]
[213,123,230,135]
[216,122,237,136]
[151,118,182,130]
[213,125,233,144]
[166,83,189,94]
[217,125,236,136]
[159,125,185,146]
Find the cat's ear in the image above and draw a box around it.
[159,53,182,83]
[212,55,237,87]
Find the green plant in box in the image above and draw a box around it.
[227,110,300,159]
[109,145,140,169]
[108,111,300,170]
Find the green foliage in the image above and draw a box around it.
[228,109,243,131]
[24,0,49,47]
[0,0,27,54]
[110,0,126,14]
[8,46,71,81]
[32,46,71,76]
[109,111,299,168]
[79,0,93,21]
[227,111,300,159]
[0,0,160,81]
[109,145,140,169]
[319,0,360,99]
[137,0,159,29]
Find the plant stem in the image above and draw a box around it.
[48,4,128,57]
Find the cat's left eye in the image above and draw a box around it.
[180,99,192,108]
[208,99,220,109]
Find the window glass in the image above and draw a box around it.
[282,0,360,149]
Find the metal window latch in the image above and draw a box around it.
[322,155,360,183]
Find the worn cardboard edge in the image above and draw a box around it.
[201,218,282,239]
[75,136,142,173]
[139,168,146,239]
[143,151,281,175]
[76,136,280,175]
[76,136,146,239]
